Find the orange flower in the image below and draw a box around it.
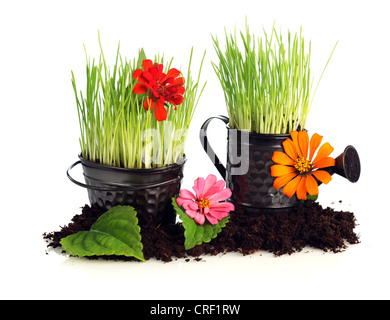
[270,131,335,200]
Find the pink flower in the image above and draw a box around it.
[176,174,235,225]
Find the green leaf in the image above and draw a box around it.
[172,197,230,250]
[307,194,318,201]
[60,206,145,261]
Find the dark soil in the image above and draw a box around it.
[43,201,359,262]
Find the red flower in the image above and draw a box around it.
[132,59,185,121]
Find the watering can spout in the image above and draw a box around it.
[322,145,360,183]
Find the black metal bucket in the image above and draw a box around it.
[67,155,186,224]
[200,116,302,213]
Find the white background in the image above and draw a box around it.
[1,0,389,300]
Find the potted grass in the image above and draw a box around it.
[67,36,206,225]
[200,22,338,212]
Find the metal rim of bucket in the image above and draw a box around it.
[67,155,186,192]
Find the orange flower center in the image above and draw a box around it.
[294,157,312,174]
[197,199,211,209]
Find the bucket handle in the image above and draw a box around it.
[199,115,229,180]
[67,160,183,191]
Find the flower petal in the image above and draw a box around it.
[142,59,153,72]
[133,83,148,94]
[176,85,185,95]
[185,209,197,219]
[306,174,319,196]
[166,94,184,106]
[189,202,200,210]
[142,71,153,82]
[270,164,297,177]
[183,202,194,211]
[166,68,181,79]
[210,201,235,212]
[312,142,334,166]
[194,213,205,225]
[282,138,298,161]
[208,208,229,220]
[273,172,297,190]
[282,175,302,198]
[312,170,333,185]
[149,66,158,79]
[203,180,225,199]
[209,188,232,202]
[132,69,143,80]
[202,174,218,196]
[176,198,192,208]
[298,131,309,158]
[173,77,184,86]
[313,156,335,169]
[156,63,163,75]
[178,189,195,201]
[272,151,295,166]
[309,133,323,160]
[163,77,175,85]
[154,100,167,121]
[296,176,307,200]
[152,88,159,98]
[205,214,219,225]
[290,131,303,158]
[193,177,205,198]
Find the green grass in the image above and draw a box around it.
[72,35,206,169]
[212,21,337,134]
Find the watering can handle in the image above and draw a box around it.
[199,115,229,180]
